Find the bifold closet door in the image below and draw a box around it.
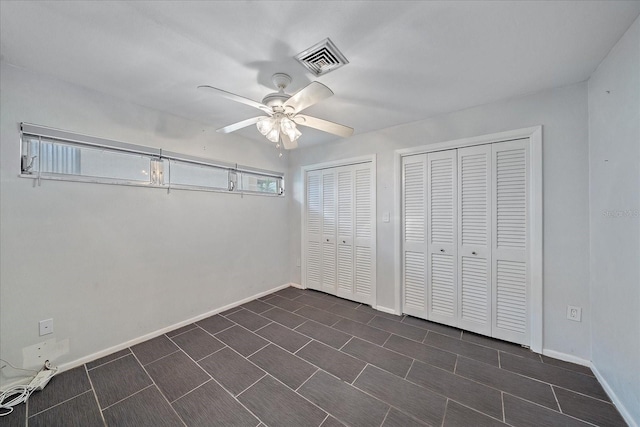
[457,145,492,335]
[305,170,322,290]
[402,155,428,318]
[426,150,458,326]
[321,169,337,295]
[304,162,375,305]
[491,140,529,345]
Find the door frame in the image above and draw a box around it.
[394,127,543,352]
[301,154,378,307]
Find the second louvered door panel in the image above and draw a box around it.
[426,150,458,326]
[492,140,529,345]
[457,145,492,335]
[336,166,354,297]
[321,170,337,295]
[402,155,428,318]
[353,163,375,304]
[306,170,323,290]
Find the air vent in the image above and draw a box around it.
[295,38,349,77]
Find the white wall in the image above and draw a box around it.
[0,62,290,386]
[588,16,640,425]
[288,82,592,360]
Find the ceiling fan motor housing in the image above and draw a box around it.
[262,73,293,110]
[262,92,291,109]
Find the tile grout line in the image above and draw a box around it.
[501,391,505,422]
[100,384,155,412]
[253,321,275,334]
[128,350,187,427]
[502,391,601,427]
[235,374,268,398]
[378,406,391,427]
[141,348,181,367]
[404,359,416,379]
[207,322,236,338]
[552,384,616,405]
[319,413,330,427]
[441,399,449,427]
[26,389,96,419]
[551,385,562,413]
[250,372,331,423]
[84,364,108,426]
[295,368,320,393]
[338,336,354,351]
[201,369,265,426]
[195,345,228,362]
[165,324,199,339]
[293,337,316,356]
[169,378,212,404]
[86,351,132,371]
[350,363,370,386]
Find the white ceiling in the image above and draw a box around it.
[1,1,639,147]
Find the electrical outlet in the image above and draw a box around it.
[567,305,582,322]
[39,319,53,336]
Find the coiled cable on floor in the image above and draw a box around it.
[0,359,57,417]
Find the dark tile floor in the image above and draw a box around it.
[4,287,627,427]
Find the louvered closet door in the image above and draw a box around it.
[491,139,529,345]
[336,166,354,299]
[402,155,428,318]
[353,163,375,304]
[305,170,323,290]
[321,169,338,294]
[427,150,458,326]
[457,145,492,335]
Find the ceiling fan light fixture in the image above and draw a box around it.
[256,117,275,136]
[265,128,280,143]
[280,117,302,142]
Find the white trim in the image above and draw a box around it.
[395,126,542,156]
[289,282,304,289]
[394,126,543,353]
[542,349,591,367]
[591,364,638,427]
[300,155,375,173]
[393,151,403,315]
[376,305,400,315]
[7,282,292,384]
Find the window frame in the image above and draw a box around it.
[19,123,285,197]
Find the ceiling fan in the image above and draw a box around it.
[198,73,353,150]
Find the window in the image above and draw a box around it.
[20,123,284,196]
[241,172,282,194]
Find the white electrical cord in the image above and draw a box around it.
[0,359,57,417]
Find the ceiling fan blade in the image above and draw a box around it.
[280,133,298,150]
[217,116,268,134]
[294,115,354,138]
[284,82,333,113]
[198,85,272,114]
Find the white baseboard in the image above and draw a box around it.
[541,349,591,367]
[591,364,638,427]
[375,305,400,315]
[20,282,292,384]
[289,282,304,289]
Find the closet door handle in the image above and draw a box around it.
[440,249,445,253]
[472,251,477,255]
[326,238,329,242]
[342,240,346,244]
